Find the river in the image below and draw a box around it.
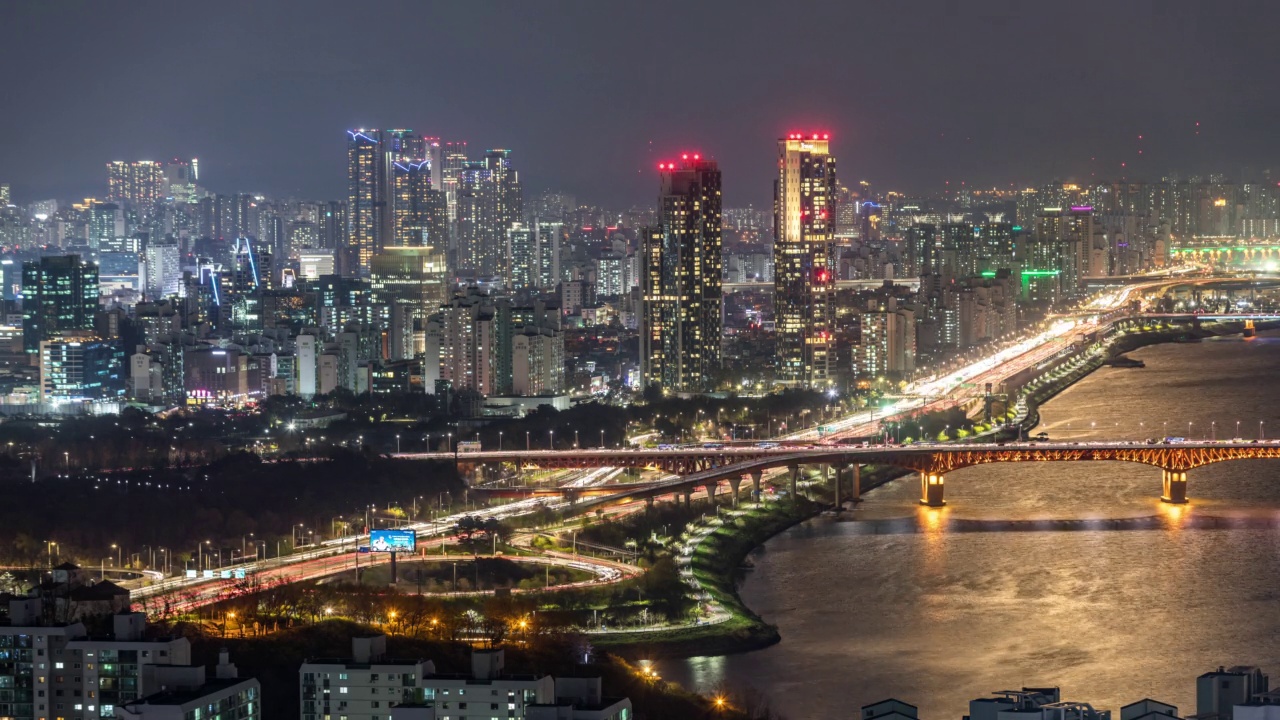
[669,331,1280,718]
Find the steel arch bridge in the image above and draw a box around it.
[405,440,1280,508]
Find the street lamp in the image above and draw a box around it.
[111,544,121,568]
[549,429,555,449]
[1236,420,1241,439]
[1188,421,1193,438]
[1261,420,1266,441]
[600,429,605,448]
[395,434,401,454]
[574,430,579,448]
[498,431,503,451]
[526,431,531,451]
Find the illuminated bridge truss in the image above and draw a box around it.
[878,445,1280,474]
[459,443,1280,479]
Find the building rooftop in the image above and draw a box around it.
[120,678,251,709]
[303,658,429,668]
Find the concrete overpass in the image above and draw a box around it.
[413,439,1280,508]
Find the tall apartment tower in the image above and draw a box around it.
[454,150,522,281]
[346,129,390,275]
[106,160,165,208]
[774,133,837,388]
[641,154,723,393]
[391,160,447,248]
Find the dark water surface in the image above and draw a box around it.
[668,333,1280,718]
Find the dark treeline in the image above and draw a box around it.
[0,451,463,568]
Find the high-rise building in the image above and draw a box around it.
[21,254,99,354]
[391,160,448,248]
[641,155,722,393]
[856,302,916,380]
[454,151,522,281]
[106,160,165,208]
[143,242,181,299]
[774,133,837,388]
[370,247,447,326]
[507,222,538,290]
[0,183,10,206]
[39,333,125,402]
[346,129,390,275]
[164,157,200,203]
[89,202,125,250]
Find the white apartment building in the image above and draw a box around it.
[116,651,259,720]
[418,650,552,720]
[300,637,434,720]
[0,603,190,720]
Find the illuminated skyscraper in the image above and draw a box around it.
[454,150,522,281]
[106,160,165,208]
[641,154,722,393]
[346,129,390,275]
[22,255,99,355]
[774,133,836,388]
[391,160,447,248]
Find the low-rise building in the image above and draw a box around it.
[526,677,632,720]
[116,650,260,720]
[419,649,553,720]
[300,636,434,720]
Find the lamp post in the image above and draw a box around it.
[498,431,503,451]
[1261,420,1266,441]
[549,430,555,449]
[600,429,605,448]
[395,434,401,454]
[526,431,530,451]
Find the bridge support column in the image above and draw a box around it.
[682,488,694,508]
[788,465,799,498]
[728,476,742,507]
[1161,469,1188,504]
[645,496,655,511]
[919,472,946,507]
[751,470,762,503]
[851,464,861,502]
[833,465,842,511]
[706,483,718,505]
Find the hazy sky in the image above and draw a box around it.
[3,0,1279,206]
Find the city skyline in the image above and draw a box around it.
[5,1,1280,205]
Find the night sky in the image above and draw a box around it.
[3,0,1279,206]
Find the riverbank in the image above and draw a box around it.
[1018,319,1279,435]
[600,319,1276,659]
[595,465,910,659]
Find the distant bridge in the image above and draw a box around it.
[406,440,1280,508]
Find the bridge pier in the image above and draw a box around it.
[751,470,762,503]
[682,488,694,508]
[788,465,799,497]
[728,476,742,507]
[851,464,861,502]
[833,464,841,510]
[919,472,946,507]
[645,496,654,511]
[1161,469,1189,504]
[706,483,718,505]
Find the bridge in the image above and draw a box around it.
[413,440,1280,508]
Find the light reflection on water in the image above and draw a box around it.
[667,333,1280,718]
